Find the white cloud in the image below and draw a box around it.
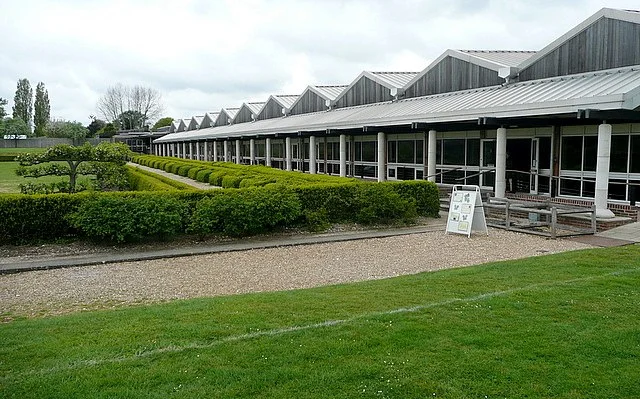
[1,0,639,124]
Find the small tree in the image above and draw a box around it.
[16,142,131,193]
[13,78,33,131]
[0,117,31,147]
[87,115,106,137]
[0,97,7,120]
[34,82,51,137]
[152,117,173,131]
[44,120,89,139]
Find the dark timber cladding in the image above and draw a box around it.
[257,99,284,120]
[234,106,256,124]
[289,90,327,115]
[334,76,394,108]
[214,111,232,127]
[519,17,640,81]
[404,56,504,98]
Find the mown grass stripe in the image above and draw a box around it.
[7,265,637,379]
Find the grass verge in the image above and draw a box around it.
[0,162,93,194]
[1,246,639,398]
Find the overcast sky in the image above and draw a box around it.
[1,0,639,125]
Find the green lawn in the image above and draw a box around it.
[0,162,93,193]
[0,147,46,155]
[1,246,639,398]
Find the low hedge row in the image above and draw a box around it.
[131,155,357,188]
[126,166,195,191]
[0,180,440,243]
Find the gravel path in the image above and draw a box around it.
[0,229,592,320]
[127,162,216,190]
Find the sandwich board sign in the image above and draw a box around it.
[446,185,488,237]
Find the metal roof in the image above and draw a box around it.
[223,107,239,119]
[246,102,265,115]
[457,50,536,68]
[272,95,299,109]
[155,66,640,143]
[368,71,418,88]
[313,85,348,100]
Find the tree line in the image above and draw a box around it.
[1,79,174,141]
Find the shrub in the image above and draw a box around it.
[221,175,243,189]
[388,180,440,217]
[177,165,191,177]
[195,169,212,183]
[208,171,226,186]
[355,184,417,225]
[0,193,84,243]
[304,209,331,232]
[69,194,187,243]
[189,187,302,237]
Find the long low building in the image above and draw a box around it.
[154,8,640,219]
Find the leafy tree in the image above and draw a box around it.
[97,122,118,138]
[34,82,50,136]
[12,78,33,131]
[0,117,31,147]
[45,120,89,139]
[97,84,163,127]
[87,115,106,137]
[0,97,7,120]
[16,142,131,193]
[118,110,145,130]
[152,117,173,131]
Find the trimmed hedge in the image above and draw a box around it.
[0,180,440,243]
[131,155,357,187]
[126,166,195,191]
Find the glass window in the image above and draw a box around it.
[355,142,362,161]
[610,135,629,173]
[631,136,640,173]
[436,140,442,164]
[583,136,597,171]
[538,137,551,169]
[561,136,583,170]
[387,141,397,163]
[608,179,627,201]
[318,142,325,159]
[560,178,581,196]
[416,140,424,164]
[443,139,465,165]
[397,140,415,163]
[582,180,595,198]
[467,139,480,166]
[362,141,376,162]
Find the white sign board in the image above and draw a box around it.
[446,185,488,237]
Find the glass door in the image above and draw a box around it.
[530,138,539,194]
[480,139,496,188]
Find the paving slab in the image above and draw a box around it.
[596,222,640,243]
[567,235,634,248]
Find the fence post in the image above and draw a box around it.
[591,204,597,234]
[505,200,511,230]
[551,206,557,239]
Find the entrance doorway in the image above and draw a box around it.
[480,139,496,188]
[506,139,539,194]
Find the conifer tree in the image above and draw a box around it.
[34,82,50,137]
[12,78,33,131]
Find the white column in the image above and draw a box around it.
[428,129,437,183]
[495,127,507,198]
[182,142,187,159]
[249,139,255,165]
[235,140,241,164]
[213,141,218,162]
[203,141,209,161]
[377,132,386,182]
[265,138,272,167]
[196,141,201,160]
[224,141,229,162]
[285,137,292,171]
[309,136,317,174]
[595,123,615,218]
[339,134,347,178]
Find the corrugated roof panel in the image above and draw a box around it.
[224,108,239,119]
[369,72,418,88]
[313,85,348,100]
[156,66,640,143]
[458,50,536,67]
[272,95,299,109]
[246,102,265,115]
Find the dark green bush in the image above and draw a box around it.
[189,187,302,237]
[388,180,440,217]
[127,166,194,191]
[355,184,417,225]
[0,193,84,243]
[195,169,212,183]
[208,171,226,186]
[177,165,191,177]
[304,209,331,232]
[221,175,243,189]
[69,194,187,243]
